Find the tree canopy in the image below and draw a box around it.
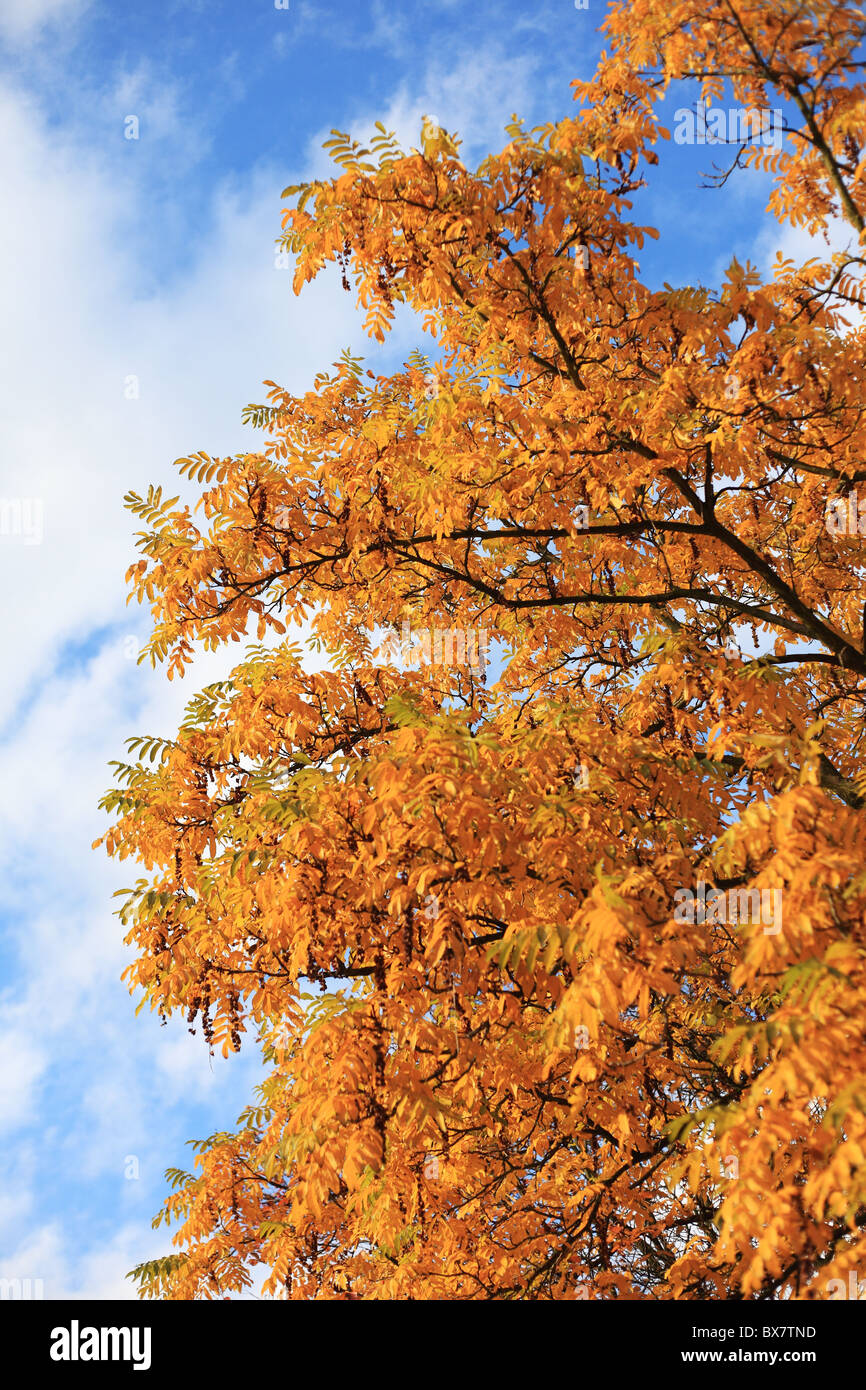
[98,0,866,1300]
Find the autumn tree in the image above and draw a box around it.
[99,0,866,1300]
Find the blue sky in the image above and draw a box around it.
[0,0,843,1299]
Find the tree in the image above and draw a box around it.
[98,0,866,1300]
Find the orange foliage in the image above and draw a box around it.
[98,1,866,1299]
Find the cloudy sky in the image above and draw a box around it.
[0,0,841,1299]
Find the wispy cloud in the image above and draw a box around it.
[0,0,91,45]
[0,49,375,1296]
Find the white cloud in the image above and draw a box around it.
[0,63,384,1299]
[0,1030,45,1133]
[742,209,866,340]
[0,0,90,44]
[0,1219,162,1298]
[0,78,366,733]
[304,43,542,174]
[752,209,860,274]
